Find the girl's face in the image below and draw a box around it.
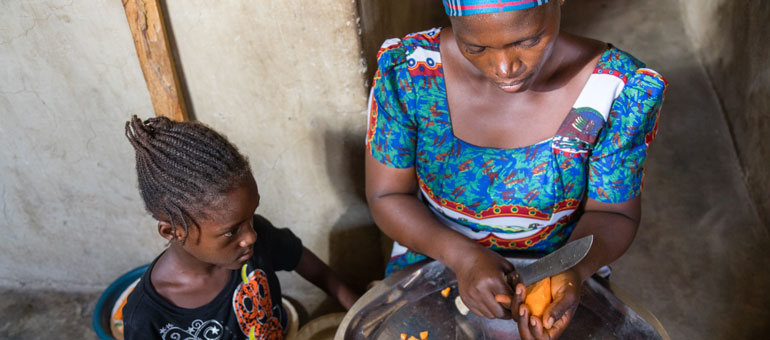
[178,176,260,270]
[451,2,561,93]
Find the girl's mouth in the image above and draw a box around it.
[237,249,253,262]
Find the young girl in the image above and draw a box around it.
[122,115,359,340]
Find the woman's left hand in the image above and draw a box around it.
[515,269,582,340]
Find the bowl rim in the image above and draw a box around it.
[92,264,149,340]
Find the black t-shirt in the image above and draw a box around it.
[123,215,303,340]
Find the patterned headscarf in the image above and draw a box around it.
[443,0,550,16]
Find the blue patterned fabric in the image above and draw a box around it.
[366,28,667,275]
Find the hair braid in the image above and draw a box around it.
[125,115,252,242]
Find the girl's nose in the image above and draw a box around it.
[239,225,257,247]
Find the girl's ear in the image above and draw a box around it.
[158,221,183,242]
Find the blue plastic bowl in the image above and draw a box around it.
[92,265,148,340]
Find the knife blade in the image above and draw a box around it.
[509,235,593,287]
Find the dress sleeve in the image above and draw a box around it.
[588,68,668,203]
[365,39,418,168]
[253,215,303,271]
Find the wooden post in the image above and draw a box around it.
[122,0,189,121]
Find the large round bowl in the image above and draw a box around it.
[335,258,669,340]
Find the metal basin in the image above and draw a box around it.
[335,258,668,340]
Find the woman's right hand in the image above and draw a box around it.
[366,154,514,318]
[450,245,515,319]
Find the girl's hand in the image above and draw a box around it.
[516,269,582,340]
[337,285,360,310]
[451,246,515,319]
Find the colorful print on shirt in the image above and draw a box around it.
[233,266,282,340]
[366,28,667,275]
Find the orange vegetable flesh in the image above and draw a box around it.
[440,287,451,298]
[420,331,428,339]
[524,277,551,317]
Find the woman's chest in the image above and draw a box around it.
[445,84,579,150]
[413,115,590,214]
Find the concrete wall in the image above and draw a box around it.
[0,0,379,316]
[677,0,770,229]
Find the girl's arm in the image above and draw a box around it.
[294,247,360,310]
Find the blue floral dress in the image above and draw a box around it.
[366,28,668,275]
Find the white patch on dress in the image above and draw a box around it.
[572,74,625,120]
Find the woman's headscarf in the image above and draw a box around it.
[443,0,550,16]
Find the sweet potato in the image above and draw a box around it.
[524,277,551,317]
[440,287,451,298]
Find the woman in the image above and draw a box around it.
[365,0,666,339]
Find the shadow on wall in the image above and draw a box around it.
[350,1,448,287]
[695,0,770,232]
[156,0,197,121]
[357,0,449,86]
[323,129,385,293]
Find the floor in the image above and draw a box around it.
[2,1,769,339]
[561,1,770,340]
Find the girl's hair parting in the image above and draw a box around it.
[125,115,251,242]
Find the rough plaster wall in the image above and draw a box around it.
[677,0,770,229]
[1,0,378,317]
[155,0,378,316]
[0,0,164,289]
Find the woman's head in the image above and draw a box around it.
[125,115,252,243]
[447,0,562,93]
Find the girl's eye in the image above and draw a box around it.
[224,231,234,238]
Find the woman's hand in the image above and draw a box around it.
[450,245,515,319]
[515,269,582,340]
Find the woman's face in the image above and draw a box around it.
[451,2,561,93]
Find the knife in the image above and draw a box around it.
[508,235,593,287]
[454,235,593,315]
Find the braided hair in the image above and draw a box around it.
[125,115,252,242]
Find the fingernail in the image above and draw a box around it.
[547,317,554,328]
[530,317,536,326]
[519,307,524,316]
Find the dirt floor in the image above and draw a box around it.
[0,288,99,340]
[2,1,770,339]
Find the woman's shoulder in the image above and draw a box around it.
[375,27,442,71]
[598,45,667,92]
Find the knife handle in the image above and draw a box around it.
[506,271,521,289]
